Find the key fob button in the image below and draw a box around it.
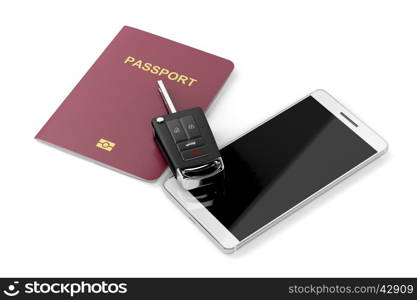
[177,138,205,151]
[180,116,200,139]
[181,146,209,160]
[166,119,187,143]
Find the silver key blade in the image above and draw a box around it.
[157,80,177,113]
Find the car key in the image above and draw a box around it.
[151,80,224,190]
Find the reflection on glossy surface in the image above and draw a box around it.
[190,97,376,240]
[189,172,225,208]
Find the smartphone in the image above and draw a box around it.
[163,90,388,253]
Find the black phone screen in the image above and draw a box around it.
[190,96,377,241]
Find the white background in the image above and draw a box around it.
[0,0,416,277]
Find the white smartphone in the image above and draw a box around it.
[163,90,388,253]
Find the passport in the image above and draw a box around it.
[36,26,234,180]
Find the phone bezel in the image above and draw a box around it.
[163,89,388,253]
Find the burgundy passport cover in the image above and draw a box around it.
[36,26,234,180]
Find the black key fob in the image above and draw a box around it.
[151,80,224,190]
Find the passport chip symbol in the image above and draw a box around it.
[96,138,116,151]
